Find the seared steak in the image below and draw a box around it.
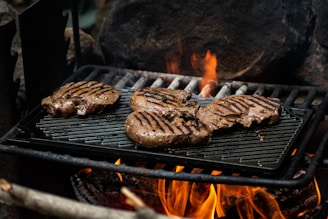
[41,81,120,117]
[197,95,282,132]
[130,87,200,116]
[125,111,211,148]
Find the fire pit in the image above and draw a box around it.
[1,0,328,218]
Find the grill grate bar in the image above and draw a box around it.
[253,85,265,96]
[300,89,317,108]
[270,87,282,98]
[167,76,183,89]
[150,77,165,88]
[235,84,248,95]
[215,83,231,98]
[131,76,148,90]
[184,78,200,93]
[3,65,328,187]
[29,88,310,175]
[114,72,134,89]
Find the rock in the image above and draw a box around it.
[98,0,323,85]
[65,27,105,66]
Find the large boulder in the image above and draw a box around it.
[97,0,328,86]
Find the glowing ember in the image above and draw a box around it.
[77,167,92,176]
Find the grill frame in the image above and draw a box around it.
[4,89,312,177]
[1,65,328,188]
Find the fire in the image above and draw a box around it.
[164,39,218,97]
[199,51,218,91]
[190,50,219,97]
[115,158,123,182]
[157,166,216,218]
[156,167,322,219]
[74,163,322,219]
[77,167,92,175]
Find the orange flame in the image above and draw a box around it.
[77,167,93,176]
[199,50,218,90]
[76,161,321,219]
[165,40,218,97]
[115,158,123,182]
[157,167,293,219]
[190,50,218,97]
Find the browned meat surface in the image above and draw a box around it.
[130,87,200,116]
[125,111,211,148]
[197,95,282,132]
[41,81,120,117]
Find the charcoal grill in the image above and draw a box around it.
[1,65,328,188]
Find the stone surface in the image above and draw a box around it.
[65,27,105,66]
[98,0,328,86]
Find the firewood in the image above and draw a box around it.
[0,178,175,219]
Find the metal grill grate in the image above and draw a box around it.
[8,88,311,176]
[2,64,328,186]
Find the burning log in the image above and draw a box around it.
[70,168,164,212]
[70,168,324,219]
[267,172,321,219]
[0,178,174,219]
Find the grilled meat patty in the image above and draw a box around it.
[197,95,282,132]
[41,81,120,117]
[130,87,200,116]
[125,111,211,148]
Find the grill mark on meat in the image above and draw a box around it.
[245,96,279,110]
[161,118,182,134]
[135,88,189,105]
[147,112,169,133]
[183,122,194,134]
[227,101,244,113]
[63,82,116,98]
[197,94,282,132]
[71,82,100,96]
[226,98,249,111]
[209,109,225,116]
[175,125,187,134]
[173,119,192,135]
[257,96,281,108]
[143,111,178,134]
[143,93,181,105]
[134,112,194,135]
[125,110,211,148]
[60,81,87,98]
[139,91,177,101]
[146,99,180,108]
[126,87,212,148]
[133,112,145,126]
[145,112,165,133]
[130,87,199,117]
[83,87,113,97]
[218,103,238,114]
[206,105,233,116]
[61,81,89,97]
[42,81,120,117]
